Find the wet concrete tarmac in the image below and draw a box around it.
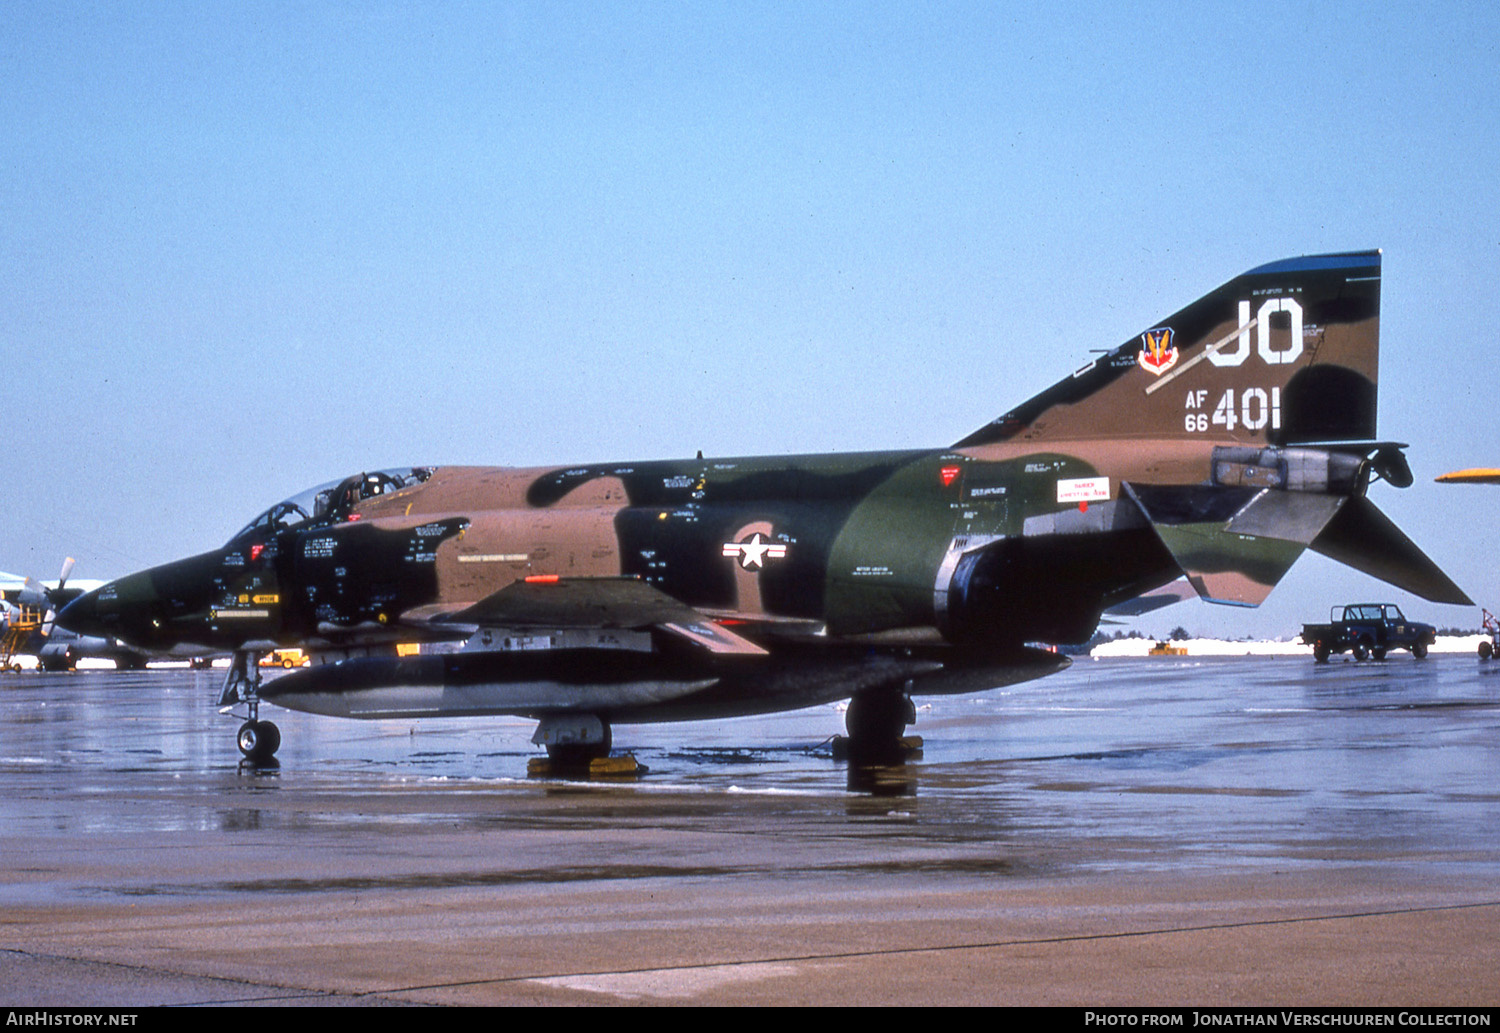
[3,655,1500,1005]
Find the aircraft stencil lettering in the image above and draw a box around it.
[59,251,1470,767]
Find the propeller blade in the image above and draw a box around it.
[17,577,47,610]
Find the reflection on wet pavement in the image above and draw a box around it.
[3,657,1499,880]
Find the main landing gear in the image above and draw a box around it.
[219,650,280,765]
[835,685,922,765]
[527,713,644,778]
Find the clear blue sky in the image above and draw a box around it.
[3,1,1497,638]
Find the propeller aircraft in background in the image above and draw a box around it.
[1,559,152,671]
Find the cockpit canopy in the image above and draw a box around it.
[227,467,435,546]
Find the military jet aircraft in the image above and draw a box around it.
[59,251,1470,765]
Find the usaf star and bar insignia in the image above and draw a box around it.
[721,533,788,570]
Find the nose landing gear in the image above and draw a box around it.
[219,650,280,764]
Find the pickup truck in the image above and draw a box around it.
[1301,603,1436,663]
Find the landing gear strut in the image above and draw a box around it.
[219,650,280,764]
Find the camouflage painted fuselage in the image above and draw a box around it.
[68,438,1217,658]
[292,446,1173,648]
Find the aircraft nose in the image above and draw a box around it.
[57,548,276,652]
[57,584,118,639]
[57,570,163,645]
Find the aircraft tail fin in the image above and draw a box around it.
[955,251,1468,612]
[956,251,1382,449]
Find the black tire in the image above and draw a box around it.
[237,720,281,762]
[1480,641,1494,661]
[1412,642,1428,660]
[1352,642,1368,662]
[1313,643,1330,664]
[847,689,913,743]
[237,721,260,758]
[547,744,605,767]
[545,722,611,767]
[845,688,916,763]
[1372,647,1387,662]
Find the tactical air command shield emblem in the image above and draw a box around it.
[1137,327,1178,376]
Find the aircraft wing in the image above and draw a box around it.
[407,576,769,656]
[1436,468,1500,484]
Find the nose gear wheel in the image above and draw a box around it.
[221,650,281,763]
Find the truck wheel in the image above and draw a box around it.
[1313,643,1330,664]
[1412,642,1428,659]
[1480,641,1494,660]
[1352,642,1368,662]
[1372,647,1386,662]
